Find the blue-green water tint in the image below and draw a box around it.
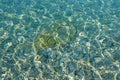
[0,0,120,80]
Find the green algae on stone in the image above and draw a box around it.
[33,22,77,51]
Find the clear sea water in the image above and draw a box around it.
[0,0,120,80]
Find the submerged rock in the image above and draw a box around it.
[33,22,77,51]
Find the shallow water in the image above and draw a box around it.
[0,0,120,80]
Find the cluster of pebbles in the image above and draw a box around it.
[0,0,120,80]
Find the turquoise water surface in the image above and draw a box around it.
[0,0,120,80]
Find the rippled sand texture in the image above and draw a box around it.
[0,0,120,80]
